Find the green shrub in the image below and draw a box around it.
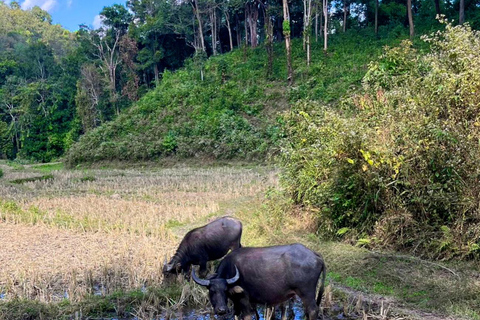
[281,21,480,260]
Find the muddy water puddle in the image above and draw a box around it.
[132,298,358,320]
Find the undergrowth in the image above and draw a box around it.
[280,20,480,260]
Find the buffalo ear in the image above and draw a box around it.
[230,286,244,294]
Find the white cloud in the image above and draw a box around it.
[92,14,104,29]
[21,0,58,12]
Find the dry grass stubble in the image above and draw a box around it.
[0,165,278,303]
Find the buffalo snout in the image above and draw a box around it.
[215,306,228,315]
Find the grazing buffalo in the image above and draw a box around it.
[163,216,242,278]
[192,243,326,320]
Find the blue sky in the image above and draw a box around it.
[2,0,127,31]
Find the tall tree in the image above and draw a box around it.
[76,64,102,132]
[223,4,234,51]
[191,0,206,52]
[209,2,219,55]
[323,0,328,52]
[245,0,259,47]
[119,35,139,102]
[375,0,379,35]
[303,0,313,65]
[407,0,414,38]
[283,0,293,84]
[101,4,133,35]
[459,0,465,24]
[91,29,121,115]
[264,2,275,78]
[342,0,349,32]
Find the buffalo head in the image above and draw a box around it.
[162,256,182,283]
[192,266,240,315]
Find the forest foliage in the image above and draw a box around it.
[2,0,480,163]
[281,20,480,259]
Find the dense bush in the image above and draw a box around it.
[280,21,480,260]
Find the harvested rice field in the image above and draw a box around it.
[0,161,479,320]
[0,162,277,303]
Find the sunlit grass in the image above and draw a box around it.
[0,164,278,304]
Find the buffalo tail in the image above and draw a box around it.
[316,262,326,307]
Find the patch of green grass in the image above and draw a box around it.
[344,276,365,290]
[9,174,54,184]
[78,175,96,182]
[165,219,185,229]
[327,272,342,283]
[31,162,64,172]
[0,299,60,320]
[2,160,24,170]
[373,282,394,295]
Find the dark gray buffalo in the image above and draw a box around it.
[192,243,326,320]
[163,216,242,278]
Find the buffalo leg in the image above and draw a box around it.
[265,305,274,320]
[280,303,287,320]
[297,293,318,320]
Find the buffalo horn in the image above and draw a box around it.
[226,266,240,284]
[191,268,210,287]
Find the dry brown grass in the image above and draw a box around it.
[0,163,278,303]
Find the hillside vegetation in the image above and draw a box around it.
[65,32,391,165]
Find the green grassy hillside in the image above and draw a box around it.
[65,31,397,166]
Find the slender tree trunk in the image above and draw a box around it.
[319,2,323,37]
[225,11,233,51]
[407,0,414,38]
[303,0,313,65]
[315,2,319,42]
[323,0,328,52]
[434,0,441,16]
[191,0,206,52]
[265,10,274,78]
[375,0,379,35]
[459,0,465,24]
[244,4,249,46]
[210,7,217,55]
[235,13,241,47]
[282,0,293,85]
[303,0,307,50]
[154,64,159,84]
[342,0,348,32]
[248,2,258,48]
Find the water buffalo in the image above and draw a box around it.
[192,243,326,320]
[163,216,242,278]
